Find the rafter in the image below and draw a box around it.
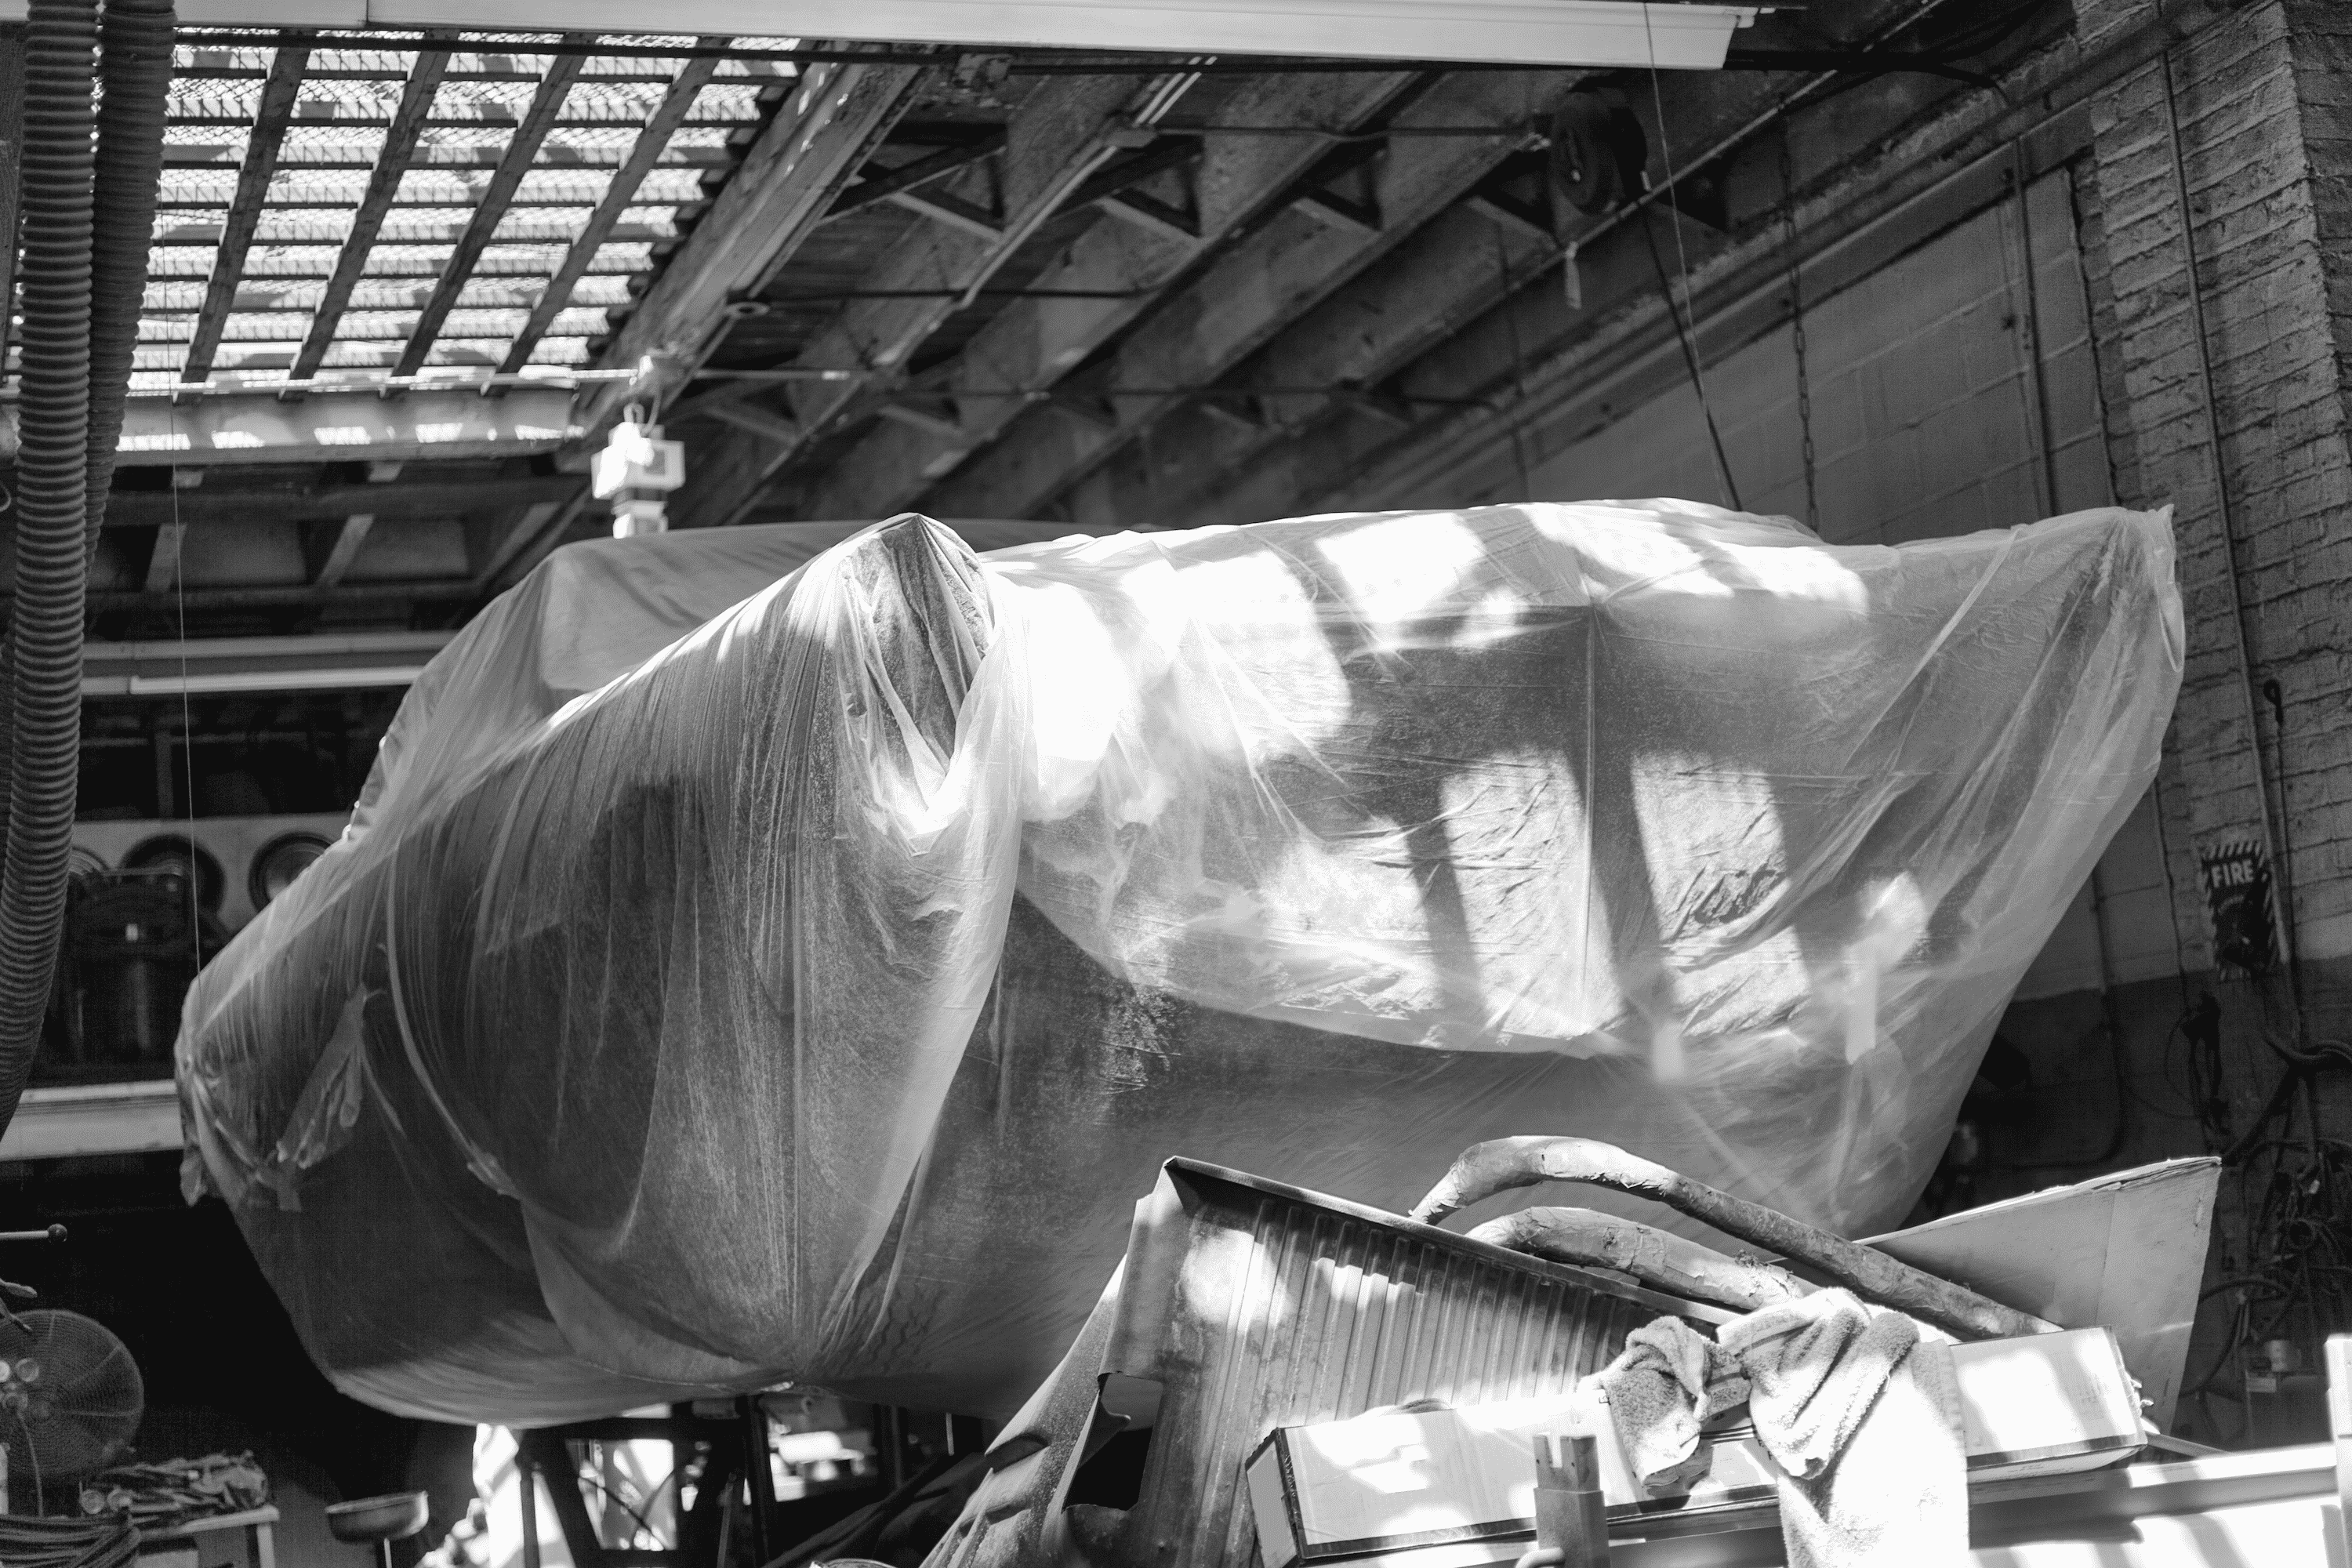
[180,45,309,389]
[920,71,1573,523]
[285,48,451,387]
[785,72,1416,524]
[1090,199,1556,529]
[823,129,1006,222]
[99,475,575,530]
[309,514,376,587]
[670,69,1202,531]
[573,60,931,438]
[496,59,721,376]
[141,523,185,593]
[393,57,584,379]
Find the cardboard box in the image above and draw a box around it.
[1246,1327,2145,1568]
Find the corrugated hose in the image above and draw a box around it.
[0,0,175,1144]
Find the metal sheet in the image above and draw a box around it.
[932,1158,1704,1568]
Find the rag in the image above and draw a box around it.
[1590,1290,1966,1568]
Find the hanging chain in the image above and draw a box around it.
[1778,126,1820,532]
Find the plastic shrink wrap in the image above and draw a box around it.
[175,500,2181,1424]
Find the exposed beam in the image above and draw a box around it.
[496,57,722,376]
[477,486,594,590]
[100,475,576,530]
[920,71,1570,522]
[1208,49,2109,522]
[309,514,376,587]
[699,400,802,445]
[286,48,452,387]
[1086,199,1555,528]
[671,69,1200,530]
[572,59,931,437]
[393,57,585,379]
[787,71,1415,523]
[886,185,1005,240]
[470,497,565,583]
[180,46,309,389]
[824,129,1005,222]
[114,385,578,466]
[89,579,481,615]
[142,522,185,593]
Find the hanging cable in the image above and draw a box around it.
[1641,8,1743,512]
[1776,125,1820,532]
[1490,222,1536,500]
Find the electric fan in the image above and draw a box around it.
[0,1312,143,1485]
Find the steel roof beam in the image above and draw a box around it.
[180,45,310,390]
[391,56,584,378]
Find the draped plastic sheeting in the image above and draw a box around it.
[176,501,2181,1424]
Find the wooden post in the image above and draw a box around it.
[2326,1334,2351,1566]
[517,1443,542,1568]
[1528,1430,1608,1568]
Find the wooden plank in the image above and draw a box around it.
[920,71,1569,523]
[676,67,1212,529]
[572,60,931,437]
[310,513,376,586]
[392,56,585,378]
[180,46,310,388]
[496,58,721,376]
[285,49,452,386]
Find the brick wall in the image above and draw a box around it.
[2078,0,2352,995]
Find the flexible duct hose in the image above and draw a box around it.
[0,0,100,1138]
[85,0,175,544]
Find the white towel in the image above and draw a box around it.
[1592,1290,1968,1568]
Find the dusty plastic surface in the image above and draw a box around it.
[176,501,2183,1424]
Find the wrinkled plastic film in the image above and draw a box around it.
[176,503,2182,1424]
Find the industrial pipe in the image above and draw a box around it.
[1414,1136,2056,1341]
[85,0,176,544]
[0,0,98,1140]
[1470,1207,1813,1317]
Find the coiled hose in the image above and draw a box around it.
[0,0,100,1140]
[85,0,175,543]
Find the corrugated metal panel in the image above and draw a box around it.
[931,1160,1711,1568]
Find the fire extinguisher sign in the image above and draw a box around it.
[2198,838,2278,978]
